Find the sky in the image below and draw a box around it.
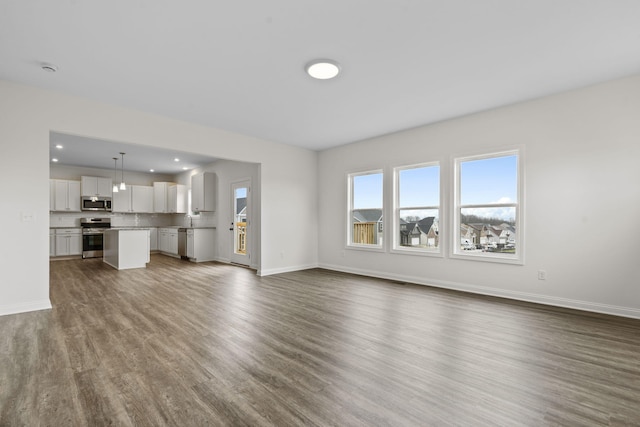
[460,155,517,205]
[353,155,517,221]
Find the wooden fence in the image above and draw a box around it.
[236,222,246,254]
[353,222,377,244]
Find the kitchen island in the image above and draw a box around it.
[103,228,150,270]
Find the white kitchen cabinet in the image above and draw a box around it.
[112,185,153,213]
[191,172,216,212]
[81,176,112,197]
[186,228,216,262]
[158,228,178,255]
[149,227,158,251]
[53,180,81,212]
[168,184,187,213]
[132,185,153,213]
[154,182,176,213]
[55,228,82,256]
[49,229,56,257]
[112,188,131,212]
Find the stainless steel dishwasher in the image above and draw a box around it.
[177,228,188,258]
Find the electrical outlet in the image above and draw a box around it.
[538,270,547,280]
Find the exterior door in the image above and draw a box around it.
[230,180,250,265]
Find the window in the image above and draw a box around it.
[348,171,383,248]
[187,189,200,217]
[454,150,522,263]
[393,163,440,254]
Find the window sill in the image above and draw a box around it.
[346,244,385,253]
[391,247,443,258]
[450,251,523,265]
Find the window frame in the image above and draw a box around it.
[451,148,524,264]
[391,161,443,257]
[347,169,385,252]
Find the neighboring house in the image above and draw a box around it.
[463,222,516,249]
[460,224,478,247]
[468,223,491,246]
[353,209,383,244]
[497,223,516,246]
[400,220,422,246]
[236,197,247,223]
[400,217,439,248]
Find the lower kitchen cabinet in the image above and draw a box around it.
[54,228,82,256]
[186,228,215,262]
[49,229,56,257]
[158,228,178,255]
[149,227,158,251]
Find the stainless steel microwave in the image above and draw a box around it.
[81,196,112,211]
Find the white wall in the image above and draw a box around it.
[0,79,318,316]
[318,74,640,319]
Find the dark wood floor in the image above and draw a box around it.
[1,255,639,426]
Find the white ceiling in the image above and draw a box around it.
[3,1,640,153]
[49,132,220,175]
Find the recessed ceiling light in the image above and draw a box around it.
[55,144,63,149]
[51,158,58,162]
[149,169,154,173]
[306,60,340,80]
[182,167,188,170]
[174,158,180,162]
[41,63,58,73]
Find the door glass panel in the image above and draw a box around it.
[234,187,247,256]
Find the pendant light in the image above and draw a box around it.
[119,152,126,190]
[112,157,119,193]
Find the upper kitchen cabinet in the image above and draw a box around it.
[168,184,187,213]
[131,185,153,213]
[51,179,81,212]
[154,182,186,213]
[112,188,131,213]
[112,185,153,213]
[153,182,174,213]
[81,176,112,197]
[191,172,216,212]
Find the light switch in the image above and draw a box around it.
[21,212,35,222]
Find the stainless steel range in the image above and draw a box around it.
[81,218,111,259]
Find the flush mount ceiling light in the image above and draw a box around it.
[305,60,340,80]
[41,63,58,73]
[55,144,63,149]
[51,158,58,162]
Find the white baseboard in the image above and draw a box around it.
[258,263,319,277]
[0,299,52,317]
[318,263,640,320]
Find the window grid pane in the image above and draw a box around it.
[457,153,519,256]
[395,164,440,252]
[350,172,383,246]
